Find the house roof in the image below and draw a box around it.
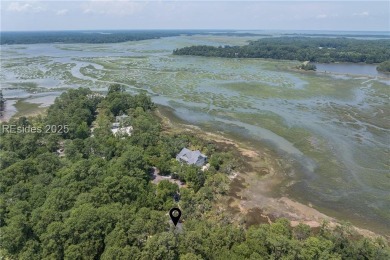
[111,126,133,136]
[116,115,129,122]
[176,148,207,165]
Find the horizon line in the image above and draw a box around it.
[1,29,389,33]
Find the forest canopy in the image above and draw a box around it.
[173,37,390,64]
[0,87,389,259]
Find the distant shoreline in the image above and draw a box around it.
[1,29,389,45]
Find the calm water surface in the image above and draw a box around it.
[315,63,387,77]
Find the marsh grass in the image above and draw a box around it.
[13,100,46,118]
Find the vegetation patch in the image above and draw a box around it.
[13,100,46,118]
[377,60,390,73]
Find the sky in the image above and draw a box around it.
[1,1,389,31]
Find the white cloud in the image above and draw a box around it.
[7,2,46,13]
[353,11,369,16]
[7,3,32,12]
[81,0,147,16]
[56,9,69,16]
[316,14,328,19]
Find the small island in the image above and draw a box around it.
[298,61,317,71]
[376,60,390,73]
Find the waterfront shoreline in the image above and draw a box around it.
[156,105,389,240]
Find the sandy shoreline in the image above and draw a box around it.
[201,127,384,239]
[0,100,47,123]
[156,106,388,240]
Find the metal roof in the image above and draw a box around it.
[176,148,207,165]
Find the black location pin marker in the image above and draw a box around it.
[169,207,181,226]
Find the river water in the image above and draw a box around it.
[314,62,387,77]
[1,35,389,234]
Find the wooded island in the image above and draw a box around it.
[173,37,390,64]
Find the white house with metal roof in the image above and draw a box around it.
[111,114,132,137]
[176,148,207,167]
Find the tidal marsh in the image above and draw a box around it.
[1,35,389,234]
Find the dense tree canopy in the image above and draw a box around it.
[173,37,390,64]
[0,87,389,259]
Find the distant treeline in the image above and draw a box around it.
[0,31,181,45]
[0,30,265,45]
[0,90,5,114]
[173,37,390,63]
[283,33,390,39]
